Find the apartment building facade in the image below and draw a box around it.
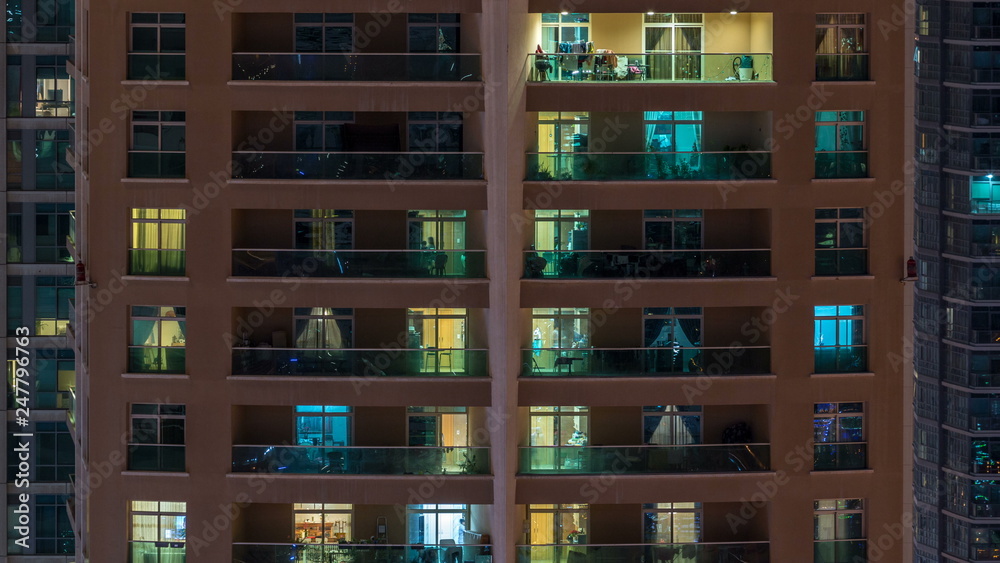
[1,0,76,560]
[69,1,910,562]
[912,1,1000,562]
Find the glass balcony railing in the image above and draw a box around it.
[128,152,185,178]
[232,348,488,377]
[127,54,186,80]
[127,445,185,472]
[815,53,870,81]
[815,540,866,563]
[814,346,868,373]
[128,541,185,563]
[521,347,771,376]
[971,330,1000,345]
[232,446,490,475]
[524,250,770,278]
[232,53,482,81]
[812,443,867,470]
[528,53,773,83]
[231,152,484,180]
[234,544,492,563]
[526,152,771,181]
[232,249,486,278]
[516,543,769,563]
[815,152,868,179]
[129,250,186,276]
[128,347,186,374]
[68,386,77,426]
[972,200,1000,214]
[519,445,770,474]
[815,249,868,275]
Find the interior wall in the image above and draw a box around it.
[702,112,771,151]
[234,13,293,52]
[233,405,293,444]
[704,502,768,542]
[235,504,294,543]
[466,210,487,249]
[749,14,773,53]
[355,309,406,348]
[590,307,640,348]
[356,14,407,53]
[591,111,645,153]
[702,404,769,443]
[233,209,293,248]
[356,211,407,249]
[703,307,770,347]
[237,111,295,151]
[355,406,406,446]
[590,210,641,250]
[703,209,770,249]
[589,504,642,544]
[591,14,643,53]
[233,306,293,345]
[355,505,406,543]
[590,406,640,444]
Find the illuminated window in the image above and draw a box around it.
[129,208,186,276]
[643,406,702,445]
[643,503,702,544]
[295,406,352,447]
[814,306,866,373]
[293,308,353,349]
[407,504,467,544]
[129,501,186,560]
[814,499,865,562]
[293,210,354,250]
[129,306,186,374]
[294,504,352,544]
[527,504,588,544]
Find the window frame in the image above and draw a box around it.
[642,502,703,544]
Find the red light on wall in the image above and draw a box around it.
[906,257,917,279]
[75,261,86,283]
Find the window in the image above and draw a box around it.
[130,208,186,276]
[408,13,459,52]
[538,112,590,154]
[530,406,589,447]
[815,111,867,179]
[6,494,74,554]
[294,13,354,52]
[814,306,866,373]
[129,306,186,374]
[129,404,185,472]
[6,129,75,190]
[815,208,867,275]
[408,210,467,251]
[293,111,354,151]
[293,210,354,250]
[294,504,352,544]
[815,14,868,80]
[295,406,352,447]
[534,210,589,252]
[129,111,185,178]
[293,308,353,349]
[32,56,73,117]
[643,503,702,544]
[643,211,703,250]
[406,504,467,544]
[129,501,186,560]
[128,13,186,80]
[408,406,468,447]
[814,499,865,562]
[7,203,73,263]
[532,308,590,351]
[7,421,73,482]
[814,402,866,470]
[7,276,73,336]
[528,504,588,544]
[643,406,702,445]
[6,0,74,43]
[407,308,467,372]
[643,14,704,81]
[408,112,463,152]
[6,349,73,409]
[541,13,590,54]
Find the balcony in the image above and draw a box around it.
[814,346,868,373]
[528,53,773,83]
[815,249,868,276]
[232,249,485,278]
[127,445,185,472]
[523,250,770,279]
[815,54,869,81]
[128,249,186,276]
[231,151,483,181]
[231,446,490,475]
[521,347,771,376]
[233,53,482,81]
[127,152,185,179]
[232,348,488,377]
[515,543,769,562]
[234,544,492,563]
[814,152,868,179]
[815,540,867,562]
[812,443,867,470]
[526,151,772,181]
[128,541,185,562]
[127,54,185,81]
[518,445,770,474]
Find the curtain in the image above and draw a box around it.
[295,308,344,349]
